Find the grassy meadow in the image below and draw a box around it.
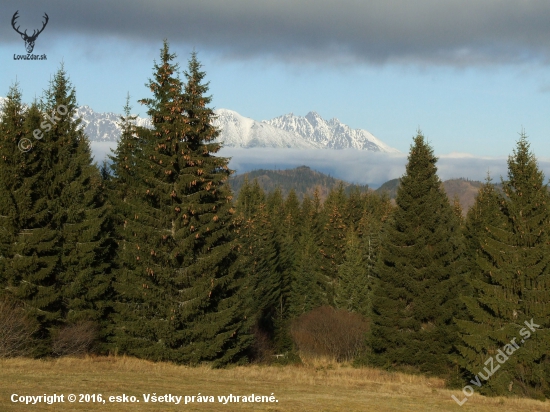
[0,357,549,411]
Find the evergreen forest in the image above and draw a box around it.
[1,41,549,400]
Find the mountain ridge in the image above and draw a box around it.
[0,96,399,153]
[212,108,320,149]
[265,111,399,152]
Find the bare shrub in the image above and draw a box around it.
[290,306,369,362]
[0,297,37,358]
[52,321,98,357]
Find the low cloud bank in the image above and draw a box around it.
[90,141,117,165]
[90,143,550,188]
[220,148,517,187]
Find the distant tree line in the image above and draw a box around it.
[229,166,370,202]
[0,40,549,400]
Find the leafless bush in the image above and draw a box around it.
[52,321,98,357]
[0,297,37,358]
[290,306,369,362]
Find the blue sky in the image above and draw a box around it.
[2,1,550,182]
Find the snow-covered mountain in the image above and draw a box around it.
[265,111,399,153]
[213,109,321,149]
[0,97,399,153]
[73,105,152,142]
[75,106,151,142]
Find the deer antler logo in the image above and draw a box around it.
[12,11,49,54]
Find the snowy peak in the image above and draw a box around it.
[305,111,326,126]
[213,108,320,149]
[264,111,399,153]
[73,106,152,142]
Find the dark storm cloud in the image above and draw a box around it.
[3,0,550,66]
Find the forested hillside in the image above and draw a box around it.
[229,166,369,201]
[1,41,549,401]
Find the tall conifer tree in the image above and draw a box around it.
[457,135,550,398]
[1,70,114,351]
[288,196,325,317]
[236,185,280,349]
[113,42,251,365]
[369,132,465,375]
[1,86,58,349]
[335,225,371,317]
[40,67,114,332]
[319,185,348,304]
[0,85,27,293]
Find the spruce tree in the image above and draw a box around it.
[236,192,279,349]
[0,86,61,354]
[462,175,506,283]
[335,225,371,317]
[319,184,348,304]
[1,69,114,352]
[0,85,26,293]
[278,190,301,298]
[457,135,550,398]
[264,187,294,351]
[343,186,364,225]
[108,93,140,203]
[172,49,253,365]
[288,196,325,317]
[369,132,465,376]
[111,42,195,359]
[0,99,62,346]
[235,177,265,220]
[113,42,251,365]
[40,67,114,334]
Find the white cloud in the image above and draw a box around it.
[91,143,550,188]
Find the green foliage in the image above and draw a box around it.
[0,69,115,355]
[288,220,325,317]
[457,134,550,398]
[111,42,251,365]
[235,182,281,357]
[40,66,114,334]
[335,225,371,317]
[318,185,348,304]
[0,85,27,294]
[369,132,466,376]
[235,177,265,220]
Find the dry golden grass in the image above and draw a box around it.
[0,356,548,411]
